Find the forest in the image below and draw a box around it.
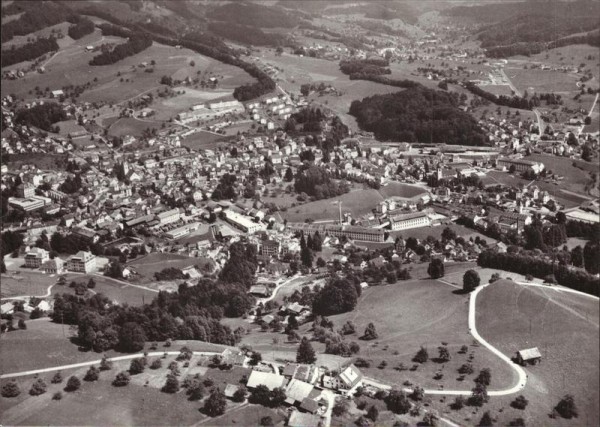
[207,22,285,47]
[67,16,96,40]
[0,1,70,43]
[349,86,487,146]
[463,82,533,110]
[89,34,152,66]
[15,102,67,132]
[339,58,391,77]
[1,37,59,67]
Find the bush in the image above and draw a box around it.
[511,395,529,410]
[2,380,21,397]
[232,386,247,402]
[150,359,163,370]
[100,355,113,371]
[162,374,180,394]
[84,366,100,382]
[463,269,481,292]
[260,416,274,426]
[451,396,466,410]
[554,394,578,419]
[413,347,429,363]
[29,378,47,396]
[129,358,145,375]
[332,399,349,416]
[52,391,63,400]
[113,371,131,387]
[51,371,63,384]
[64,376,81,392]
[204,389,227,417]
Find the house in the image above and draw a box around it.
[224,384,240,399]
[284,379,316,406]
[246,371,286,391]
[249,285,270,297]
[337,364,363,394]
[516,347,542,366]
[287,410,321,427]
[221,348,246,366]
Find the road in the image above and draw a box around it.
[1,283,56,301]
[500,66,546,134]
[0,350,220,379]
[256,273,304,305]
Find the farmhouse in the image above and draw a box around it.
[246,371,287,391]
[516,347,542,365]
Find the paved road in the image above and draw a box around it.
[0,351,220,379]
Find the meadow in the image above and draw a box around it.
[327,278,517,391]
[128,252,214,284]
[457,279,600,427]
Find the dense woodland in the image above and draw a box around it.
[349,86,487,146]
[67,16,96,40]
[0,1,70,43]
[15,103,66,132]
[207,22,285,47]
[1,37,59,67]
[463,82,533,110]
[339,58,391,77]
[89,34,152,66]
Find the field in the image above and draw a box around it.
[282,188,384,222]
[507,68,582,94]
[327,278,517,392]
[128,252,214,285]
[378,182,428,199]
[456,279,600,427]
[179,130,228,151]
[477,84,514,96]
[2,29,254,111]
[0,270,56,298]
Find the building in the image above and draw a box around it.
[156,208,181,226]
[287,411,321,427]
[286,223,385,243]
[257,239,280,258]
[516,347,542,366]
[17,183,35,198]
[337,364,363,394]
[246,371,286,391]
[389,211,431,231]
[40,258,64,274]
[24,248,50,268]
[8,197,45,212]
[284,379,318,406]
[224,210,262,233]
[66,251,96,273]
[165,222,200,239]
[497,157,544,174]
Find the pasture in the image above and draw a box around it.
[0,270,55,299]
[378,182,428,199]
[282,188,384,222]
[107,117,163,138]
[328,278,517,391]
[179,130,228,151]
[462,279,600,427]
[507,67,582,94]
[477,84,514,96]
[128,252,214,284]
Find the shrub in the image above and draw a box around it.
[100,355,113,371]
[52,391,63,400]
[554,394,578,419]
[129,358,145,375]
[413,346,429,363]
[451,396,466,410]
[1,380,21,397]
[162,374,180,394]
[51,371,63,384]
[232,386,247,403]
[64,376,81,392]
[511,395,529,410]
[150,359,163,370]
[113,371,131,387]
[354,358,371,368]
[332,399,349,416]
[84,366,100,382]
[29,378,47,396]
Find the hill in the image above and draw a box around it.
[349,85,487,146]
[206,2,302,28]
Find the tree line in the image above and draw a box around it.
[339,58,391,77]
[89,34,152,66]
[463,82,532,110]
[477,250,600,297]
[1,1,70,43]
[1,37,59,68]
[349,85,487,146]
[207,22,286,47]
[15,102,66,132]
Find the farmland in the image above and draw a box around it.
[463,279,600,427]
[128,252,215,285]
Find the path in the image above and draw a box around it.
[256,273,303,305]
[0,350,220,379]
[91,273,159,293]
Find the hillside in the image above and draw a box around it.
[349,85,487,146]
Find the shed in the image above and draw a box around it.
[224,383,239,399]
[516,347,542,365]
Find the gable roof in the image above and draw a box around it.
[518,347,542,360]
[246,371,286,391]
[285,379,314,404]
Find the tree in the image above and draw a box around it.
[260,416,274,426]
[332,399,349,416]
[463,269,480,292]
[451,396,466,410]
[100,355,113,371]
[385,389,411,414]
[119,322,146,353]
[413,346,429,363]
[469,383,488,406]
[129,358,145,375]
[112,371,131,387]
[249,351,262,366]
[475,368,491,386]
[162,374,180,393]
[84,365,100,382]
[18,318,27,329]
[554,394,578,419]
[250,384,272,406]
[2,380,21,397]
[341,320,356,335]
[362,322,378,340]
[511,395,529,410]
[64,376,81,392]
[301,245,313,268]
[296,337,317,364]
[232,385,247,402]
[571,245,584,267]
[87,278,96,289]
[437,346,450,362]
[411,386,424,401]
[428,259,444,279]
[479,411,493,426]
[204,389,227,417]
[270,387,286,407]
[367,405,379,422]
[51,371,63,384]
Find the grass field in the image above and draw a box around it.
[378,182,428,199]
[507,68,582,94]
[477,84,514,96]
[327,278,517,392]
[128,252,214,284]
[179,130,228,151]
[107,117,164,138]
[453,279,600,427]
[0,271,55,298]
[282,188,384,222]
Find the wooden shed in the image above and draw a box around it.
[516,347,542,365]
